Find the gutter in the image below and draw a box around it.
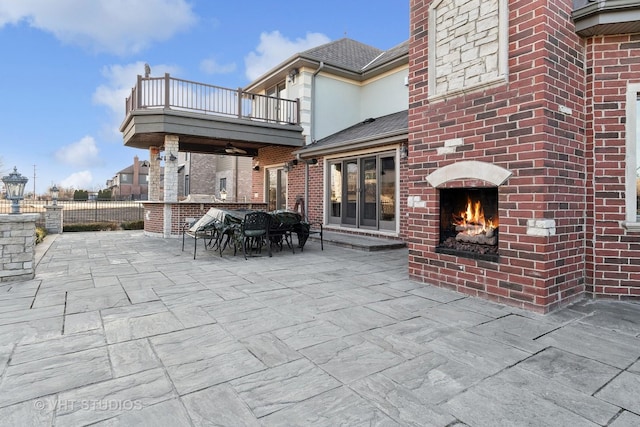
[294,128,408,158]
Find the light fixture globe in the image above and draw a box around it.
[220,188,227,201]
[2,167,29,214]
[50,185,59,206]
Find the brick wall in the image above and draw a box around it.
[142,202,269,236]
[585,34,640,299]
[190,153,217,195]
[408,0,587,312]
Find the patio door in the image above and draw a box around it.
[328,152,396,231]
[267,167,287,211]
[266,82,285,123]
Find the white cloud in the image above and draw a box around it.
[0,0,197,55]
[60,170,93,190]
[55,136,100,168]
[200,57,236,75]
[93,62,180,138]
[244,31,330,81]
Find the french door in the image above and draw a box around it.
[328,152,396,231]
[267,168,287,211]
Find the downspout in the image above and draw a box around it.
[234,155,238,202]
[307,61,325,222]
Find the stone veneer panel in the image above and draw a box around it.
[0,214,38,282]
[429,0,505,98]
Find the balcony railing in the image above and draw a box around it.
[125,73,300,125]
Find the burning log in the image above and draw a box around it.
[455,232,497,246]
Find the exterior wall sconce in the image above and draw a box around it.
[288,68,299,83]
[253,161,260,171]
[400,145,408,159]
[50,185,59,206]
[156,152,177,162]
[2,167,29,214]
[220,188,227,201]
[283,163,292,173]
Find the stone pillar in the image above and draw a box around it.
[163,135,179,203]
[44,205,63,234]
[0,214,39,282]
[149,146,161,201]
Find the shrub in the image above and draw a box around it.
[121,220,144,230]
[35,227,47,245]
[63,222,119,232]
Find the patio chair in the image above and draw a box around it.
[239,211,272,259]
[181,213,221,259]
[269,210,300,254]
[291,196,323,251]
[294,222,323,252]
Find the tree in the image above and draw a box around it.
[73,190,89,201]
[97,189,112,200]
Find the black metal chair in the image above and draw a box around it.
[269,211,299,254]
[240,211,272,259]
[181,216,221,259]
[294,222,323,252]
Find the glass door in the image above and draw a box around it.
[343,160,358,225]
[361,157,377,227]
[267,168,287,211]
[327,151,397,230]
[329,162,342,224]
[379,156,396,230]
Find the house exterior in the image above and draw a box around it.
[120,0,640,312]
[247,38,410,236]
[406,0,640,312]
[106,156,150,200]
[176,151,253,202]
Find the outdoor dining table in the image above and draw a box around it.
[185,207,309,257]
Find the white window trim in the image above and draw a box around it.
[623,83,640,230]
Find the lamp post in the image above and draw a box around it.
[50,185,59,206]
[220,188,227,202]
[2,167,28,214]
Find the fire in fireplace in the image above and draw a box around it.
[437,188,499,261]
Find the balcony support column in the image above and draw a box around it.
[163,135,180,237]
[148,146,161,201]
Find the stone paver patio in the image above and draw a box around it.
[0,231,639,426]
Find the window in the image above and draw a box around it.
[625,84,640,228]
[120,173,130,183]
[219,178,226,192]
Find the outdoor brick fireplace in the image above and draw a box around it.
[437,187,499,262]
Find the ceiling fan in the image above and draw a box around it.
[225,143,247,155]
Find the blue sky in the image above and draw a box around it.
[0,0,409,196]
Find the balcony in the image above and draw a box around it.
[120,74,304,156]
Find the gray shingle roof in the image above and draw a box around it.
[363,40,409,70]
[299,38,385,72]
[303,110,408,151]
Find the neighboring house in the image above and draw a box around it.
[246,38,409,235]
[177,151,252,202]
[106,156,150,200]
[406,0,640,312]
